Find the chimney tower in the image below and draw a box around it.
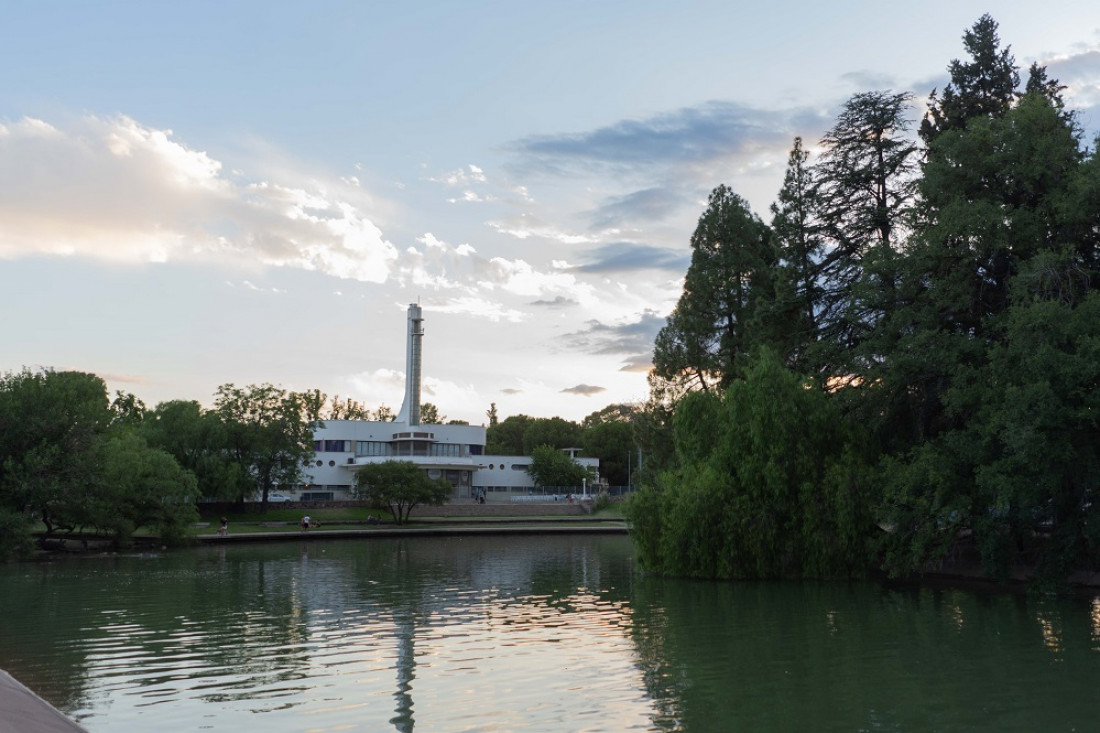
[396,303,424,425]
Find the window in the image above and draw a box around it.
[356,441,389,457]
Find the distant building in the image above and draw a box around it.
[298,304,597,501]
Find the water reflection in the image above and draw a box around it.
[1,538,1099,732]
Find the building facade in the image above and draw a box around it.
[297,304,598,501]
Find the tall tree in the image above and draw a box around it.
[653,185,778,391]
[419,402,445,424]
[0,369,110,536]
[213,384,316,505]
[372,404,396,422]
[770,137,825,369]
[142,399,252,501]
[327,394,373,420]
[580,419,634,487]
[486,414,533,455]
[920,14,1019,143]
[812,91,919,375]
[522,417,581,454]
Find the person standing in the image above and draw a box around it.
[301,515,311,532]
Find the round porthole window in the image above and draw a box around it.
[329,460,335,466]
[499,464,505,470]
[316,460,323,467]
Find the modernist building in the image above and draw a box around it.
[298,304,598,501]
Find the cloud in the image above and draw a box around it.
[397,232,600,310]
[509,100,829,175]
[840,71,901,91]
[430,164,488,187]
[560,310,664,370]
[570,242,689,274]
[500,388,523,395]
[586,187,685,229]
[1046,49,1100,126]
[486,213,597,244]
[0,114,399,282]
[347,368,407,409]
[530,296,578,308]
[561,384,606,396]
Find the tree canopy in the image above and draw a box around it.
[353,460,452,524]
[636,15,1100,588]
[0,369,201,555]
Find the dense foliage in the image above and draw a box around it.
[486,410,637,487]
[0,369,201,554]
[353,460,452,524]
[0,372,333,557]
[633,15,1100,587]
[528,445,593,489]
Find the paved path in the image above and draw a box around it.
[198,522,628,543]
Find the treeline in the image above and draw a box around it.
[0,372,386,557]
[0,366,639,557]
[485,403,636,487]
[628,16,1100,587]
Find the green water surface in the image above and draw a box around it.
[1,535,1097,732]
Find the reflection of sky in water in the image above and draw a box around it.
[0,536,652,732]
[2,537,1100,732]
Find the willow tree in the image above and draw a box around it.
[627,349,875,580]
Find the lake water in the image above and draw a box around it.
[1,534,1099,732]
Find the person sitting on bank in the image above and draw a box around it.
[301,515,311,532]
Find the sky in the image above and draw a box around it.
[2,1,1099,425]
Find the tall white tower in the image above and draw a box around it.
[395,303,424,425]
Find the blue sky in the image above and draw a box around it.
[2,1,1099,424]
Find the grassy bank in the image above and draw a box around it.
[195,503,626,536]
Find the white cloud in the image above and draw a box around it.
[431,163,488,187]
[486,213,597,244]
[396,232,600,310]
[0,114,399,282]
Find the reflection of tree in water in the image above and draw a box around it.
[341,535,634,731]
[0,548,313,717]
[0,535,639,730]
[627,578,1100,731]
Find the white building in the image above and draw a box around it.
[297,304,598,501]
